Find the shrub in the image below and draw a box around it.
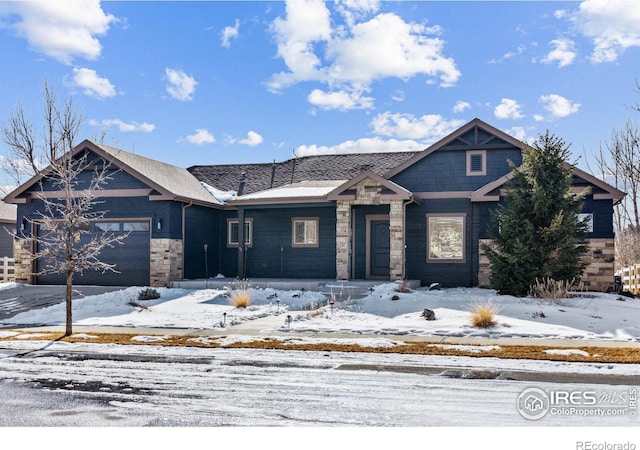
[470,302,498,328]
[138,288,160,301]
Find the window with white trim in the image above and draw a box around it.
[466,150,486,176]
[227,219,252,247]
[292,217,319,247]
[427,214,465,262]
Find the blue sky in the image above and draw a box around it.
[0,0,639,180]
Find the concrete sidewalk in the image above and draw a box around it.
[11,313,640,349]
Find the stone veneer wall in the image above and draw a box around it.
[13,238,33,283]
[336,177,405,281]
[150,238,183,287]
[478,238,616,292]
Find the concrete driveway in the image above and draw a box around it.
[0,284,126,323]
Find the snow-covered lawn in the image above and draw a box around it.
[4,282,639,342]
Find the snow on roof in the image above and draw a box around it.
[232,180,347,203]
[200,182,237,204]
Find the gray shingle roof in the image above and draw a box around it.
[188,152,419,195]
[91,141,223,206]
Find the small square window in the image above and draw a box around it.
[228,219,252,247]
[466,150,486,176]
[292,218,319,247]
[578,213,594,233]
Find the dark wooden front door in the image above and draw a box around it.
[369,220,390,278]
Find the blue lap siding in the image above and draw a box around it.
[218,205,337,279]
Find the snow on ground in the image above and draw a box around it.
[3,281,639,342]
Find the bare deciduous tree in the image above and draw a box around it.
[591,120,640,269]
[2,83,128,336]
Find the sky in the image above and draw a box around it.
[0,0,639,179]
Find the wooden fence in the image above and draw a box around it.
[617,263,640,295]
[0,257,14,283]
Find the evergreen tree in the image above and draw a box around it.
[482,131,589,297]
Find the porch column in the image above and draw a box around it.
[389,200,404,281]
[237,207,246,278]
[336,201,351,279]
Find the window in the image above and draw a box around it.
[292,218,319,247]
[466,150,486,176]
[94,222,120,232]
[427,214,465,262]
[227,219,252,247]
[123,221,150,232]
[579,213,594,233]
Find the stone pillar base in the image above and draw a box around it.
[150,239,183,287]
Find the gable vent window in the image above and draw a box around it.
[466,150,486,176]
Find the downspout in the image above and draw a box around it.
[402,196,418,281]
[182,201,193,281]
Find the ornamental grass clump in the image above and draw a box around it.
[470,302,498,328]
[528,277,577,303]
[228,279,252,308]
[230,289,251,308]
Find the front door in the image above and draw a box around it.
[369,219,390,278]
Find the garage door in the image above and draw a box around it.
[36,220,151,286]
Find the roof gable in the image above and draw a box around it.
[327,171,412,201]
[470,163,626,202]
[4,140,221,207]
[384,118,524,179]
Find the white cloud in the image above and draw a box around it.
[391,90,405,102]
[308,88,374,111]
[295,136,424,157]
[268,1,460,111]
[452,100,471,113]
[268,0,332,91]
[507,126,527,141]
[165,68,197,101]
[335,0,380,27]
[494,98,524,120]
[186,129,215,145]
[239,131,264,147]
[70,67,116,99]
[221,19,240,48]
[88,118,155,133]
[541,38,577,67]
[325,13,460,87]
[554,9,568,19]
[539,94,580,118]
[371,112,465,141]
[570,0,640,63]
[0,0,116,64]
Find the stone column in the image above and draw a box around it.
[13,238,33,284]
[582,238,615,292]
[150,238,184,287]
[336,201,351,280]
[389,200,404,281]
